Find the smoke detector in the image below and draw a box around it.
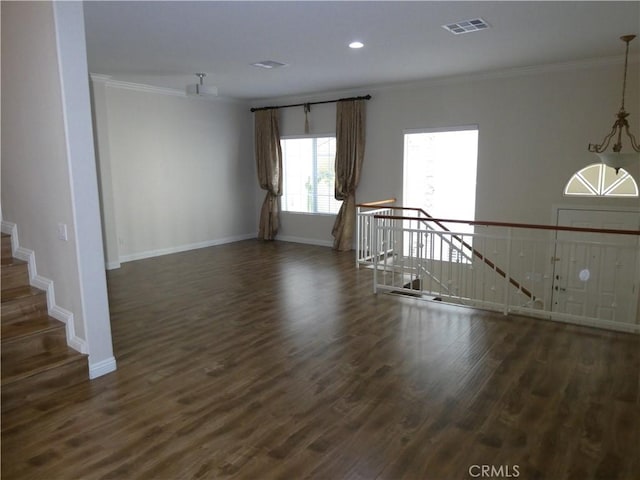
[186,73,218,97]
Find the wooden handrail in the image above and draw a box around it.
[374,210,640,236]
[377,210,640,299]
[363,204,639,300]
[374,210,640,299]
[373,211,537,298]
[356,198,397,208]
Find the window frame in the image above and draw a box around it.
[563,163,639,198]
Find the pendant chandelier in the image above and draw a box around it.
[588,35,640,173]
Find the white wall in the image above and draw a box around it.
[2,2,80,330]
[258,60,639,244]
[91,79,121,269]
[1,1,115,377]
[2,1,82,331]
[91,82,256,262]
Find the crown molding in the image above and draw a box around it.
[250,54,638,106]
[368,54,639,94]
[90,74,185,97]
[92,52,638,106]
[88,73,249,106]
[89,73,112,83]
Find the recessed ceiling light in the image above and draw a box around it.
[442,18,490,35]
[349,41,364,49]
[251,60,289,69]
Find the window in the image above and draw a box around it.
[281,136,342,214]
[403,127,478,262]
[564,163,638,197]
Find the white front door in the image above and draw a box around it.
[551,208,640,324]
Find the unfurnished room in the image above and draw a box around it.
[1,1,639,479]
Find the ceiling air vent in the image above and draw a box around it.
[251,60,289,69]
[442,18,490,35]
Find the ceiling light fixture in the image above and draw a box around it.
[588,35,640,173]
[349,41,364,49]
[185,73,218,97]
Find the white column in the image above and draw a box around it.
[53,1,116,378]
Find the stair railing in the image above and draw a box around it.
[371,213,473,301]
[382,206,534,300]
[356,198,397,267]
[366,209,640,334]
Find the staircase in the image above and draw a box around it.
[1,233,88,412]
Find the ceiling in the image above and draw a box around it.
[83,1,640,101]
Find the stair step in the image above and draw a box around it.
[1,314,66,342]
[1,342,82,383]
[0,233,90,414]
[1,352,88,413]
[1,259,29,291]
[2,254,23,266]
[1,286,48,324]
[403,278,422,290]
[1,321,68,362]
[1,234,12,261]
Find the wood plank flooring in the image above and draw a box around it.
[2,240,639,479]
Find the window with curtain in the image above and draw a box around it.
[281,136,342,214]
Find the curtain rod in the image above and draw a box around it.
[250,94,371,112]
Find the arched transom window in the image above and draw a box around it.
[564,163,638,197]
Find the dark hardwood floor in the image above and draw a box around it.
[2,240,639,479]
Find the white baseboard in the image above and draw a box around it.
[50,304,88,353]
[15,246,36,276]
[89,356,117,379]
[1,221,15,236]
[1,220,88,354]
[119,233,256,263]
[277,235,334,248]
[105,261,121,270]
[2,221,20,256]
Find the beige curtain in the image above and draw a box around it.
[255,109,282,240]
[332,99,366,251]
